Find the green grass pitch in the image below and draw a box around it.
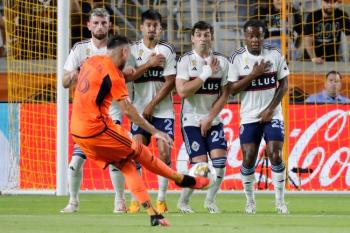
[0,193,349,233]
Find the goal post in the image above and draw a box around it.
[56,0,70,196]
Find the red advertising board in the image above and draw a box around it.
[19,104,350,191]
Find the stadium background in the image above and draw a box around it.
[0,0,349,193]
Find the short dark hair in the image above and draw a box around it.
[243,19,266,33]
[107,35,129,50]
[326,70,342,79]
[191,21,214,36]
[141,9,162,23]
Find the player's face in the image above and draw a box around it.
[245,26,264,55]
[325,73,342,97]
[140,19,162,41]
[322,0,337,16]
[87,16,111,40]
[191,28,213,53]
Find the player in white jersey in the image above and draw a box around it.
[126,9,177,214]
[61,8,136,214]
[176,21,231,214]
[227,19,289,214]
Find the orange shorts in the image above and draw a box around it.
[72,123,137,169]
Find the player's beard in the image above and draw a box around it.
[92,31,108,40]
[148,35,156,41]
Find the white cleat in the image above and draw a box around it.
[60,202,79,213]
[177,201,195,214]
[245,201,256,215]
[113,199,127,214]
[276,202,289,215]
[204,200,220,214]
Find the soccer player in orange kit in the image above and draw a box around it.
[70,35,209,227]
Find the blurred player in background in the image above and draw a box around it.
[126,9,177,214]
[61,7,135,214]
[175,21,230,214]
[70,35,209,226]
[228,19,289,214]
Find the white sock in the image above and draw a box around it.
[68,156,85,204]
[272,170,286,203]
[157,175,168,202]
[109,164,125,204]
[241,173,255,203]
[205,167,225,202]
[130,166,142,202]
[179,188,194,204]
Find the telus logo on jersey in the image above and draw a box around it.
[190,77,221,94]
[134,67,165,83]
[239,72,277,91]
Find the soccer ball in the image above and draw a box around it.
[188,162,217,190]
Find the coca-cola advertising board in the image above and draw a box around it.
[19,104,350,191]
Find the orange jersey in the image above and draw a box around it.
[71,55,128,137]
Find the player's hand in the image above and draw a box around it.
[200,117,212,137]
[209,57,220,74]
[311,57,324,64]
[251,59,271,78]
[142,105,154,122]
[122,66,136,77]
[147,53,165,67]
[154,131,173,147]
[258,108,274,122]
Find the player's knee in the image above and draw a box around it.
[158,150,171,164]
[268,150,282,165]
[242,155,256,169]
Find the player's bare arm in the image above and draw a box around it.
[117,98,173,146]
[259,77,288,122]
[176,58,219,98]
[125,53,165,82]
[230,59,271,95]
[200,82,232,137]
[142,75,175,121]
[62,70,79,88]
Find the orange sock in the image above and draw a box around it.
[118,160,150,204]
[135,145,183,183]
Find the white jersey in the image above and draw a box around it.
[64,39,122,122]
[177,50,229,127]
[228,45,289,124]
[128,39,177,119]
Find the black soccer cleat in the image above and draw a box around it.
[150,214,170,227]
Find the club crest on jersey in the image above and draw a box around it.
[191,59,197,71]
[137,49,144,60]
[191,141,200,152]
[86,48,91,56]
[244,65,249,70]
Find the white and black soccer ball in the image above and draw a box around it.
[188,162,216,190]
